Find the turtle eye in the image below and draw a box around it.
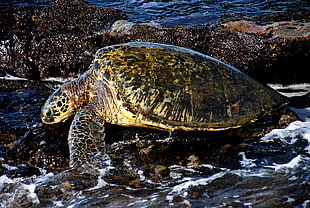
[45,109,52,117]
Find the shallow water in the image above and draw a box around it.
[88,0,310,27]
[3,0,310,27]
[0,82,310,207]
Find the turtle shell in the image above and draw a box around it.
[94,42,287,130]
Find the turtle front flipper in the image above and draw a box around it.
[68,105,106,168]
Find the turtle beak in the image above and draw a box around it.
[42,116,54,124]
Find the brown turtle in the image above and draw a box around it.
[41,42,297,167]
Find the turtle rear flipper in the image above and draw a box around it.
[68,105,106,168]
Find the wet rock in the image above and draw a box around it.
[289,93,310,109]
[221,20,310,83]
[0,79,70,175]
[222,20,310,39]
[0,0,127,80]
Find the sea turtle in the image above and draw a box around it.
[41,42,297,167]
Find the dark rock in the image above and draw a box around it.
[221,20,310,83]
[0,79,70,174]
[289,93,310,108]
[0,0,127,80]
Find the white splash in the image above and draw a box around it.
[167,171,227,203]
[23,183,39,204]
[266,155,303,173]
[239,152,257,168]
[0,175,40,207]
[87,177,108,191]
[261,119,310,156]
[268,83,310,97]
[86,155,113,191]
[0,73,29,81]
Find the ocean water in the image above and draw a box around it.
[2,0,309,27]
[88,0,310,27]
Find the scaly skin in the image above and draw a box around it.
[68,104,106,167]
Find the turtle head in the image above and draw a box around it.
[41,86,75,124]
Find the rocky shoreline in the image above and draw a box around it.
[1,0,309,83]
[0,0,309,175]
